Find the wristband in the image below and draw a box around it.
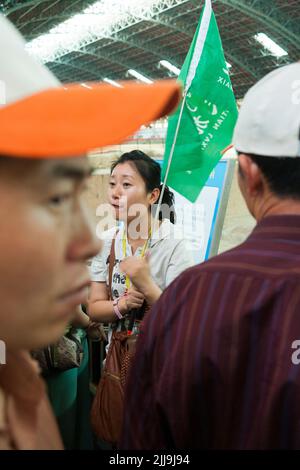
[113,298,123,320]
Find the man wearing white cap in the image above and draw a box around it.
[120,62,300,449]
[0,15,180,450]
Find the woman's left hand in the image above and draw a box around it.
[120,255,162,305]
[120,256,152,294]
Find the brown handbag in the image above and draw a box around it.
[90,328,138,444]
[90,233,145,444]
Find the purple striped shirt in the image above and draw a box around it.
[119,215,300,449]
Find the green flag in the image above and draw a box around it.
[162,0,238,202]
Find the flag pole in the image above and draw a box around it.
[152,90,187,233]
[152,0,212,234]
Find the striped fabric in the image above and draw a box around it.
[119,215,300,449]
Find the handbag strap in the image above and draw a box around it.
[107,231,117,301]
[107,230,126,330]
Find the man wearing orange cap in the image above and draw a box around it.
[0,15,180,449]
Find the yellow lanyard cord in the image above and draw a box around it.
[122,229,151,289]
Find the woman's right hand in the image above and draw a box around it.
[119,288,145,313]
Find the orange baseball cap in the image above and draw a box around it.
[0,16,181,158]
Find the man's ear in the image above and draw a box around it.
[238,154,264,196]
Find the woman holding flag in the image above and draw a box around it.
[88,150,193,343]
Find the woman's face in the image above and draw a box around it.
[108,162,155,223]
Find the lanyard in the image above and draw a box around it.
[122,229,151,289]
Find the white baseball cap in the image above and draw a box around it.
[233,62,300,158]
[0,15,181,158]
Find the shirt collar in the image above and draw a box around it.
[249,215,300,242]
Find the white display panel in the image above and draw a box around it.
[172,186,219,264]
[158,157,235,264]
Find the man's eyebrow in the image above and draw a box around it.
[50,164,93,180]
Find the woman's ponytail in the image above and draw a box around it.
[153,184,176,224]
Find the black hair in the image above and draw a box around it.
[111,150,175,223]
[240,154,300,200]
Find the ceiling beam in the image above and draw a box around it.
[49,59,101,80]
[21,0,61,31]
[151,12,260,80]
[15,0,46,24]
[220,0,299,48]
[51,3,260,84]
[17,14,73,36]
[3,0,49,16]
[52,48,153,82]
[22,0,190,62]
[101,30,182,68]
[24,0,85,36]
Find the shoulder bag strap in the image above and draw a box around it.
[108,231,117,301]
[108,230,129,331]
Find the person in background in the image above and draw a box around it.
[119,62,300,449]
[0,15,180,450]
[44,307,104,450]
[88,150,194,351]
